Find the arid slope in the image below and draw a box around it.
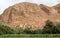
[0,2,60,29]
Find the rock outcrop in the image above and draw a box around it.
[53,4,60,14]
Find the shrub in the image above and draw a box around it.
[31,29,42,34]
[23,25,42,34]
[23,25,32,34]
[0,21,15,35]
[15,27,24,34]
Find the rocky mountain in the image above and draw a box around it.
[40,4,60,22]
[53,4,60,14]
[0,2,60,29]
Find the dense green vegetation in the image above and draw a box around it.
[42,20,60,34]
[0,20,60,35]
[0,21,15,35]
[0,34,60,38]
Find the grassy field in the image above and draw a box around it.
[0,34,60,38]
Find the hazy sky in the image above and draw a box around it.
[0,0,60,14]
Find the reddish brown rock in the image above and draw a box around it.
[53,4,60,14]
[0,2,60,29]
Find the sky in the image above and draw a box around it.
[0,0,60,14]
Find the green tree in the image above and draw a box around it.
[42,20,59,34]
[55,22,60,33]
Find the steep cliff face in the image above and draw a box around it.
[0,2,60,29]
[53,4,60,14]
[40,4,60,22]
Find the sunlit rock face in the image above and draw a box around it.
[53,4,60,14]
[40,4,60,22]
[0,2,60,29]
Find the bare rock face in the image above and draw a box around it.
[0,2,60,29]
[53,4,60,14]
[40,4,60,22]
